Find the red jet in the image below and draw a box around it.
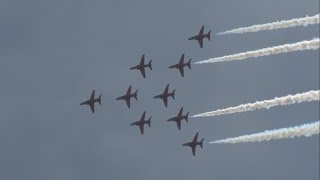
[130,54,152,78]
[153,84,175,107]
[188,25,211,48]
[80,90,102,113]
[169,54,191,77]
[167,107,189,130]
[116,85,138,108]
[130,111,152,134]
[183,132,204,156]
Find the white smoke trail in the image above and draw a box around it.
[217,14,320,35]
[210,121,320,144]
[194,38,319,64]
[192,90,319,118]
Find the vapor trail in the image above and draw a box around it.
[217,14,319,35]
[210,121,320,144]
[194,38,319,64]
[192,90,319,118]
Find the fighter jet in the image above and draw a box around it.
[153,84,175,107]
[188,25,211,48]
[183,132,204,156]
[130,54,152,78]
[130,111,152,134]
[167,107,189,130]
[169,54,191,77]
[116,85,138,108]
[80,90,102,113]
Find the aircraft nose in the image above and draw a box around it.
[167,118,174,122]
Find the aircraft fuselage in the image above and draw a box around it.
[130,64,148,70]
[80,98,99,105]
[183,142,202,147]
[153,93,173,99]
[167,117,178,122]
[116,94,134,100]
[167,115,187,122]
[131,120,150,126]
[188,34,207,41]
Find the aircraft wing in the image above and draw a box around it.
[89,103,95,113]
[140,67,146,78]
[177,119,181,130]
[197,38,203,48]
[178,67,184,77]
[179,54,184,65]
[198,25,204,36]
[178,107,183,117]
[125,98,131,108]
[191,146,196,156]
[90,90,95,101]
[139,124,144,134]
[162,97,168,107]
[126,86,132,96]
[140,112,146,121]
[164,84,169,95]
[140,54,145,66]
[192,133,199,143]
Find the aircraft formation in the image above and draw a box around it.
[80,25,211,156]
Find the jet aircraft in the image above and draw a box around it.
[153,84,175,107]
[188,25,211,48]
[116,85,138,108]
[183,132,204,156]
[80,90,102,113]
[130,111,151,134]
[167,107,189,130]
[169,54,191,77]
[130,54,152,78]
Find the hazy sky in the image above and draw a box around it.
[0,0,319,180]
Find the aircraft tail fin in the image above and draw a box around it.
[187,59,191,70]
[147,117,151,127]
[185,112,189,123]
[134,90,138,100]
[207,30,211,41]
[171,89,176,100]
[98,94,102,105]
[148,60,152,70]
[200,138,204,149]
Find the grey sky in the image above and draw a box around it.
[0,0,319,180]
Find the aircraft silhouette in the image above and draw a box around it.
[130,111,152,134]
[130,54,152,78]
[153,84,175,107]
[80,90,102,113]
[169,53,191,77]
[116,85,138,108]
[183,132,204,156]
[188,25,211,48]
[167,107,189,130]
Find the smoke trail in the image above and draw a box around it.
[194,38,319,64]
[192,90,319,118]
[217,14,320,35]
[210,121,320,144]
